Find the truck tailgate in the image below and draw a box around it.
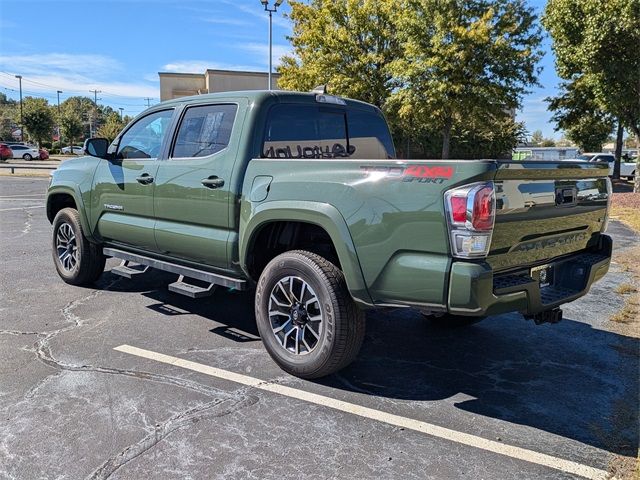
[488,161,611,272]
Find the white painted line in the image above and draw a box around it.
[0,205,45,212]
[114,344,611,480]
[0,194,46,198]
[0,198,46,201]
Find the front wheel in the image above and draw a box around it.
[52,208,105,285]
[255,250,365,379]
[23,153,32,161]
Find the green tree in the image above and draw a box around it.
[279,0,401,108]
[543,0,640,182]
[20,97,55,147]
[391,0,543,158]
[279,0,542,159]
[59,96,96,141]
[96,112,125,143]
[547,80,614,152]
[59,104,84,150]
[0,93,17,141]
[530,130,544,146]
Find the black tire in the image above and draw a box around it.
[255,250,365,379]
[52,208,105,286]
[424,313,485,328]
[23,153,32,161]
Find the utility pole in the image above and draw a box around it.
[15,75,23,141]
[119,107,124,120]
[89,89,101,137]
[260,0,284,90]
[56,90,62,145]
[144,97,153,108]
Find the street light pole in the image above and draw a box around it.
[15,75,23,141]
[56,90,62,145]
[89,89,101,137]
[260,0,284,90]
[119,108,124,120]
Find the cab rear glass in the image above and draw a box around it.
[262,104,395,159]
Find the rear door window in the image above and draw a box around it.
[172,104,237,158]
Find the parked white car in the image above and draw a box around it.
[61,146,85,155]
[9,144,40,161]
[575,153,636,178]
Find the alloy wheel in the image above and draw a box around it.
[55,222,78,272]
[268,276,323,355]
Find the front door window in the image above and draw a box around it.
[116,110,174,159]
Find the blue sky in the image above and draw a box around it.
[0,0,560,138]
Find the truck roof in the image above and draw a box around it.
[157,89,379,112]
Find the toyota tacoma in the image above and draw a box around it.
[47,90,613,378]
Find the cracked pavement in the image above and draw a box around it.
[0,177,638,479]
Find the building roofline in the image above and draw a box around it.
[158,69,281,77]
[158,72,204,77]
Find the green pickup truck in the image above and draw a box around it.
[47,90,613,378]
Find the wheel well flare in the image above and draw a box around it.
[247,221,340,279]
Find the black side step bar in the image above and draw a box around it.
[103,248,247,291]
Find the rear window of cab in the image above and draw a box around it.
[262,104,395,160]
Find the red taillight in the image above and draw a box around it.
[450,196,467,223]
[471,186,495,231]
[444,182,496,258]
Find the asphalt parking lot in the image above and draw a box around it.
[0,176,638,480]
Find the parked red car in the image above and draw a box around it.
[39,148,49,160]
[0,143,13,161]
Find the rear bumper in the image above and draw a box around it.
[447,234,612,316]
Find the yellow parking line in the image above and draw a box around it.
[114,344,611,480]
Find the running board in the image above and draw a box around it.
[103,248,247,291]
[169,275,217,298]
[111,260,149,279]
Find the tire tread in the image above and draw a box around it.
[256,249,365,379]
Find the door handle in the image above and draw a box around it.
[201,176,225,189]
[136,173,154,185]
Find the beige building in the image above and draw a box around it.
[159,69,281,101]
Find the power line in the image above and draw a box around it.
[0,71,157,104]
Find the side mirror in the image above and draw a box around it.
[84,138,109,159]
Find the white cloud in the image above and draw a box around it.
[239,42,292,67]
[161,60,264,74]
[231,2,291,29]
[202,17,251,27]
[0,53,121,77]
[0,53,157,100]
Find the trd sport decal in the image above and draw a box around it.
[360,165,455,184]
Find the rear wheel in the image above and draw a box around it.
[255,250,365,379]
[23,153,32,161]
[52,208,105,285]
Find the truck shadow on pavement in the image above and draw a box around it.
[330,307,639,458]
[101,267,638,458]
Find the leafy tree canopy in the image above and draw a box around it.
[543,0,640,138]
[21,97,55,147]
[279,0,543,159]
[279,0,401,108]
[96,112,125,143]
[547,79,614,151]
